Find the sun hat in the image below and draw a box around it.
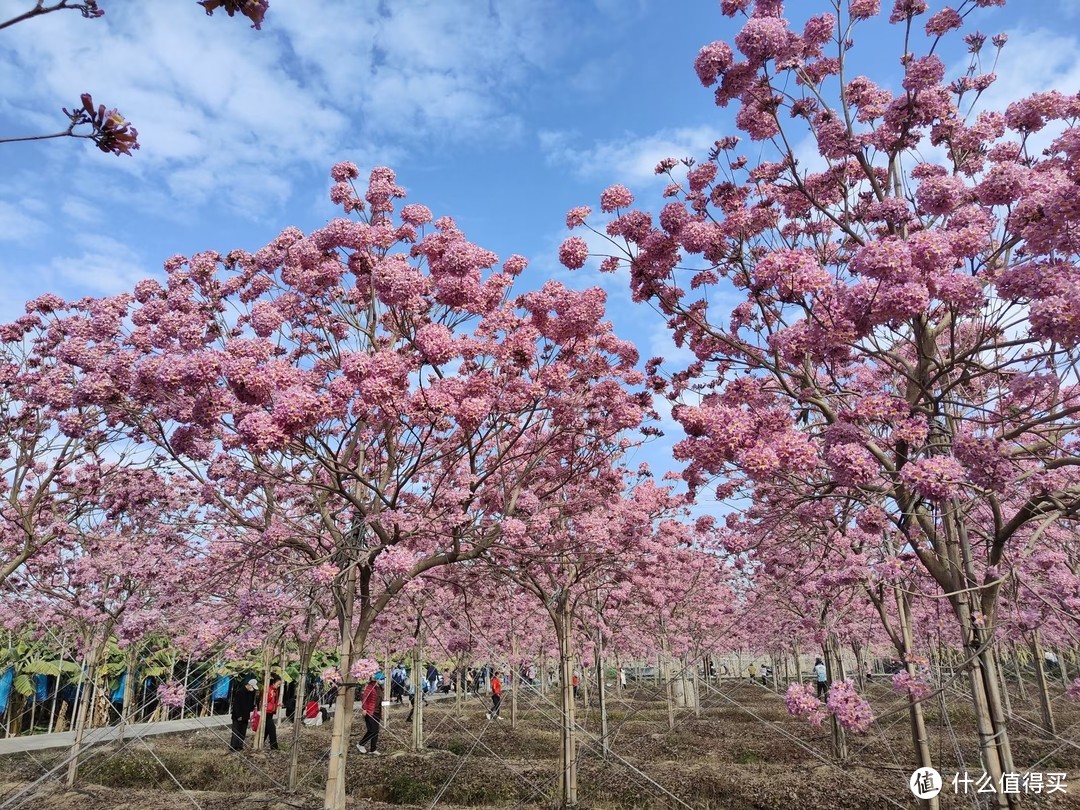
[247,678,258,688]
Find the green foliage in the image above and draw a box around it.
[733,749,762,765]
[445,738,469,755]
[385,773,436,804]
[13,673,33,697]
[84,753,164,788]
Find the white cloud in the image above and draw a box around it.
[0,200,45,242]
[0,0,568,219]
[968,26,1080,125]
[59,197,102,225]
[539,125,723,185]
[36,234,155,298]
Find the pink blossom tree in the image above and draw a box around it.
[486,469,694,808]
[10,465,205,784]
[0,295,140,584]
[89,163,648,810]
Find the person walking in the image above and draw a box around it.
[264,674,281,750]
[759,663,768,686]
[229,678,258,751]
[814,658,828,699]
[425,662,440,695]
[391,662,407,703]
[486,670,503,720]
[405,681,417,723]
[356,673,384,755]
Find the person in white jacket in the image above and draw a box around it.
[814,658,828,698]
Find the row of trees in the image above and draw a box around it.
[556,0,1080,807]
[2,0,1079,808]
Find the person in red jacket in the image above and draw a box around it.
[264,674,281,750]
[486,670,502,720]
[356,672,384,754]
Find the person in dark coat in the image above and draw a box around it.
[230,678,258,751]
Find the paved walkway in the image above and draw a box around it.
[0,689,469,756]
[0,714,232,755]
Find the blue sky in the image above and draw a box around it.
[1,0,1077,485]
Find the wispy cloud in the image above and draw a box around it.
[35,234,153,298]
[0,200,45,242]
[969,26,1080,121]
[539,125,723,185]
[0,0,570,219]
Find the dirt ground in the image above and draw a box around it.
[1,679,1079,809]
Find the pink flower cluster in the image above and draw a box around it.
[599,185,635,212]
[1067,678,1080,702]
[157,680,187,709]
[566,206,592,228]
[785,682,827,725]
[826,442,878,486]
[849,0,880,20]
[694,41,735,87]
[891,669,933,701]
[754,249,832,299]
[826,680,875,733]
[559,237,590,270]
[899,455,966,502]
[350,658,379,682]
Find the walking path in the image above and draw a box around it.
[0,715,232,755]
[0,688,467,756]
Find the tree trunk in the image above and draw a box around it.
[595,636,609,757]
[455,662,463,712]
[954,600,1011,810]
[288,643,312,792]
[1030,631,1056,736]
[691,653,702,717]
[981,645,1018,805]
[323,560,358,810]
[824,635,846,762]
[510,636,519,730]
[410,632,424,751]
[66,653,98,788]
[895,588,938,810]
[1013,643,1027,700]
[661,638,676,730]
[254,646,272,751]
[995,646,1013,718]
[117,649,137,744]
[949,509,1016,809]
[556,609,578,810]
[674,654,689,707]
[87,662,102,729]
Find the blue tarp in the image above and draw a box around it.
[35,674,47,702]
[111,671,127,703]
[0,667,13,714]
[212,676,230,700]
